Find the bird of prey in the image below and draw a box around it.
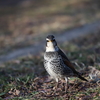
[44,35,87,92]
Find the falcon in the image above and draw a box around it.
[44,35,87,91]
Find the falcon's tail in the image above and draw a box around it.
[78,74,88,81]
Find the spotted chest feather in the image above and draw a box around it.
[44,52,73,78]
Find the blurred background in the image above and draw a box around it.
[0,0,100,63]
[0,0,100,99]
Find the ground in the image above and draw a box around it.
[0,31,100,100]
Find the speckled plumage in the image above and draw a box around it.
[44,35,87,84]
[44,52,73,81]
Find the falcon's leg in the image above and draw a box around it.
[65,77,69,93]
[56,78,59,89]
[54,78,59,93]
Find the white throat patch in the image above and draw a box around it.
[46,42,58,52]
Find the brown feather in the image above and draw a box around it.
[58,48,88,81]
[63,59,88,81]
[63,59,78,74]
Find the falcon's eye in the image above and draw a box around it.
[46,40,49,42]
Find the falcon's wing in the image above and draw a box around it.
[58,48,88,81]
[58,48,76,72]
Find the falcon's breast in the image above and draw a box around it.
[44,52,73,78]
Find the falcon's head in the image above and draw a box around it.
[46,35,58,52]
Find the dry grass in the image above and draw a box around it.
[0,31,100,99]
